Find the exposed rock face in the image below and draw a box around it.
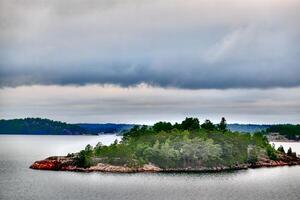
[251,154,300,168]
[30,159,60,170]
[30,157,162,173]
[30,156,74,171]
[30,154,300,173]
[87,163,162,173]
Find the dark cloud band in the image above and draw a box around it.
[0,0,300,89]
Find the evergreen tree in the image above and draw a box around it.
[247,147,258,164]
[153,122,173,132]
[201,119,216,131]
[287,147,293,156]
[218,117,227,132]
[277,145,285,154]
[181,117,200,131]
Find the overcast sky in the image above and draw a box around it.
[0,0,299,124]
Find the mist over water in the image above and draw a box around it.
[0,135,300,200]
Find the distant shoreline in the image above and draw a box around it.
[1,134,299,142]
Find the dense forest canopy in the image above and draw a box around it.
[1,117,286,135]
[0,118,88,135]
[0,118,133,135]
[76,123,134,134]
[75,117,281,169]
[266,124,300,140]
[227,124,270,133]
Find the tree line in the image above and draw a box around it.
[74,117,288,169]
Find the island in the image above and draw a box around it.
[0,118,133,135]
[30,117,300,173]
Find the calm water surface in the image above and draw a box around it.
[0,135,299,200]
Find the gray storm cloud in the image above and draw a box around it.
[0,0,300,89]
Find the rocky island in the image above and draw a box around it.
[30,118,300,173]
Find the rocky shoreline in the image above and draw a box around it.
[30,154,300,173]
[30,156,162,173]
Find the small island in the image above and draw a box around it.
[30,118,300,173]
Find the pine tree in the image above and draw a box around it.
[218,117,227,133]
[287,147,293,156]
[277,145,285,154]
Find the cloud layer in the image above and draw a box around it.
[0,0,300,89]
[1,85,300,124]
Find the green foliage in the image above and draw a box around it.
[252,132,269,147]
[218,117,227,132]
[247,146,258,164]
[0,118,88,135]
[266,144,278,160]
[153,122,173,132]
[286,147,297,157]
[277,145,285,154]
[266,124,300,140]
[75,117,279,169]
[141,137,222,168]
[181,117,200,131]
[144,140,180,168]
[201,120,216,131]
[75,144,94,168]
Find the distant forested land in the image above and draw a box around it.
[1,118,298,138]
[266,124,300,140]
[227,124,270,133]
[0,118,90,135]
[76,123,134,134]
[0,118,134,135]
